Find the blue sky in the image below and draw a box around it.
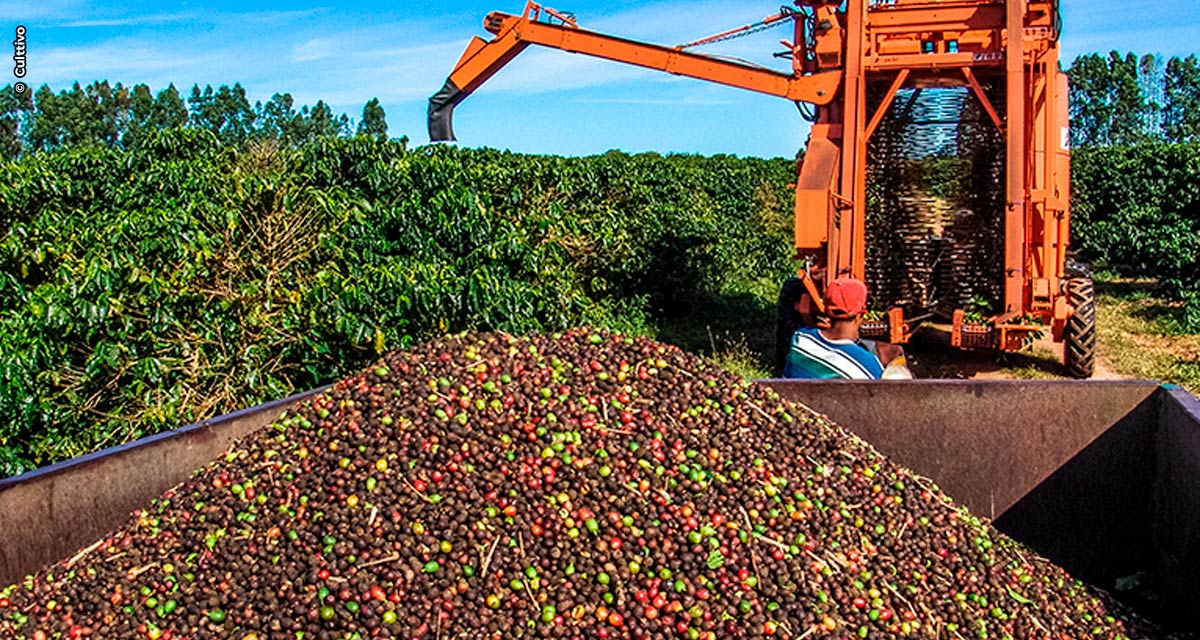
[5,0,1198,158]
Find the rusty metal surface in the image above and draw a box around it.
[762,379,1164,598]
[0,387,325,588]
[762,378,1200,634]
[1154,386,1200,631]
[993,394,1158,593]
[762,379,1160,518]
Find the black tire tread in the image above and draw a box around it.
[1064,277,1097,379]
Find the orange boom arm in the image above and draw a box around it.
[428,2,843,140]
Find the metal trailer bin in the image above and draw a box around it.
[2,380,1198,632]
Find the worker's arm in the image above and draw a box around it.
[859,339,913,378]
[430,6,843,141]
[873,342,905,366]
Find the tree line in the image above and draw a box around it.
[2,50,1195,159]
[1067,52,1200,330]
[0,81,390,160]
[1068,52,1200,147]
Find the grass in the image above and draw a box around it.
[1095,280,1200,394]
[654,289,776,380]
[653,278,1200,394]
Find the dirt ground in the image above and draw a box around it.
[904,322,1124,381]
[693,280,1196,391]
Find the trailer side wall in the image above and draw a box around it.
[3,380,1199,634]
[0,388,323,587]
[1154,387,1200,628]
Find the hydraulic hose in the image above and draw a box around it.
[428,79,466,142]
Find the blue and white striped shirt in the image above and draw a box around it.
[783,327,885,380]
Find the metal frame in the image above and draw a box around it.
[796,0,1070,351]
[428,1,842,141]
[0,387,327,587]
[430,0,1076,355]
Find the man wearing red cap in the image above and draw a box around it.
[782,277,886,379]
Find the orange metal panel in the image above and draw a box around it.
[867,53,1002,71]
[800,272,827,316]
[951,309,965,348]
[962,67,1004,132]
[813,5,845,70]
[1051,295,1068,342]
[447,10,843,111]
[872,31,1001,54]
[838,1,867,280]
[459,36,490,66]
[864,70,910,142]
[889,308,906,345]
[1039,53,1057,294]
[867,5,1006,32]
[852,29,872,279]
[448,28,531,94]
[1003,0,1026,315]
[795,137,840,252]
[1033,278,1051,301]
[1055,71,1072,278]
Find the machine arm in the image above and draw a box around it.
[429,3,843,141]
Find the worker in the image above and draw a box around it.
[782,277,885,380]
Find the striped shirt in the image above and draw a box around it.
[783,327,885,380]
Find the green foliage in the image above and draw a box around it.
[1072,143,1200,328]
[0,135,794,475]
[1063,52,1200,325]
[0,80,388,157]
[358,98,387,140]
[0,86,32,160]
[26,81,128,150]
[152,84,190,131]
[1164,55,1200,144]
[1068,52,1200,147]
[187,83,256,144]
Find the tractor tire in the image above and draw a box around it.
[775,277,807,377]
[1064,277,1097,379]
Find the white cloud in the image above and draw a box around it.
[573,93,735,106]
[60,12,197,28]
[34,42,228,81]
[241,40,467,107]
[0,0,82,20]
[292,37,336,62]
[237,8,329,24]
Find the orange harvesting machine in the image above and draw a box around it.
[429,0,1095,378]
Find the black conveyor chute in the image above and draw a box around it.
[428,79,466,142]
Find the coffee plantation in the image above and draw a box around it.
[0,132,796,475]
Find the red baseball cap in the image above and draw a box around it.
[824,278,869,319]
